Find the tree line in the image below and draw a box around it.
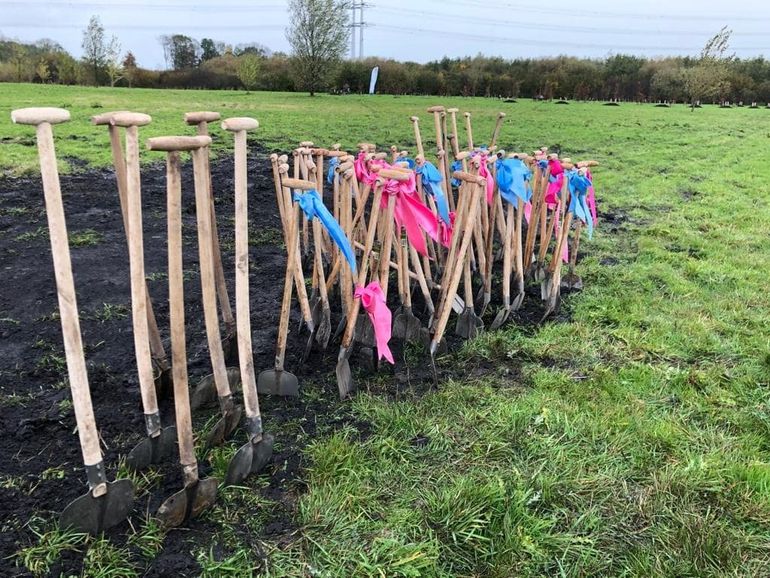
[0,14,764,104]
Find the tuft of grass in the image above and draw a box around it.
[16,519,87,577]
[91,302,129,322]
[197,547,260,577]
[81,536,138,578]
[68,228,103,247]
[14,226,48,242]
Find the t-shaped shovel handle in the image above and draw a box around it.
[221,117,263,439]
[11,107,108,492]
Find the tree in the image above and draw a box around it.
[105,35,123,87]
[200,38,219,62]
[35,59,50,83]
[81,15,107,85]
[237,53,261,91]
[123,51,137,87]
[159,34,200,69]
[684,27,734,109]
[11,43,27,82]
[286,0,350,96]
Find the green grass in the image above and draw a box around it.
[6,84,770,575]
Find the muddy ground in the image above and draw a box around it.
[0,147,564,576]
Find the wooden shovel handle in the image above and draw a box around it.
[191,148,231,398]
[185,111,221,124]
[166,151,196,468]
[221,117,259,132]
[12,107,70,125]
[147,135,211,152]
[281,177,318,191]
[27,117,103,470]
[111,112,151,127]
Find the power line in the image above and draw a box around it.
[1,1,286,11]
[2,22,287,32]
[373,23,770,53]
[373,6,770,37]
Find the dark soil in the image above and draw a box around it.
[0,148,573,576]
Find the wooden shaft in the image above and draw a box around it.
[464,113,474,150]
[501,202,514,306]
[570,220,583,272]
[275,200,301,371]
[312,217,330,313]
[270,157,313,326]
[514,198,525,289]
[340,175,353,314]
[107,125,167,366]
[411,117,425,159]
[125,125,158,424]
[378,194,397,295]
[490,113,505,149]
[233,130,260,422]
[341,184,384,349]
[192,148,231,398]
[194,121,234,330]
[166,151,196,469]
[409,243,433,314]
[34,121,102,469]
[448,110,461,157]
[462,251,473,305]
[432,183,481,350]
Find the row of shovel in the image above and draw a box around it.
[11,107,274,535]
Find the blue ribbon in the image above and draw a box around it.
[293,189,357,273]
[400,157,416,169]
[326,156,339,185]
[567,170,593,239]
[495,157,531,206]
[416,161,451,225]
[450,160,462,187]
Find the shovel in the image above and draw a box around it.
[92,111,172,399]
[542,212,573,320]
[561,220,583,290]
[12,107,134,534]
[336,179,386,399]
[490,200,515,330]
[152,136,218,527]
[189,143,242,448]
[511,197,526,310]
[430,172,483,382]
[221,117,274,485]
[111,113,177,471]
[258,177,313,398]
[393,237,422,341]
[184,111,237,364]
[455,251,484,339]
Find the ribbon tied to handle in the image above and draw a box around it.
[416,161,451,227]
[354,282,394,364]
[326,156,339,185]
[568,169,594,239]
[293,189,357,273]
[381,170,441,255]
[544,158,564,209]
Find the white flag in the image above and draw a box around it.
[369,66,379,95]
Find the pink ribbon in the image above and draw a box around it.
[381,170,440,257]
[477,154,495,205]
[354,282,394,364]
[545,159,564,209]
[586,169,598,227]
[438,211,455,248]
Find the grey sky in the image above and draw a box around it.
[2,0,770,69]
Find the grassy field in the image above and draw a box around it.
[5,84,770,576]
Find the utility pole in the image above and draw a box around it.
[349,1,368,60]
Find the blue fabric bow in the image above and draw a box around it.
[567,170,593,239]
[495,157,531,206]
[416,161,451,225]
[293,189,357,273]
[326,156,339,185]
[399,157,416,169]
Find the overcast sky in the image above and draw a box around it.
[3,0,770,69]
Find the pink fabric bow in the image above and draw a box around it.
[354,282,394,364]
[545,159,564,209]
[381,170,440,257]
[438,211,455,248]
[477,154,495,205]
[355,152,387,187]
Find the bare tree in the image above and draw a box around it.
[286,0,350,96]
[685,27,734,110]
[81,15,107,85]
[105,35,123,87]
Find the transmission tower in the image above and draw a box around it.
[349,1,368,60]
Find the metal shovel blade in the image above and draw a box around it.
[204,404,243,450]
[257,369,299,397]
[315,306,331,350]
[190,367,241,411]
[126,426,178,472]
[455,307,483,339]
[561,272,583,291]
[489,306,511,331]
[354,313,377,348]
[153,363,173,401]
[392,306,408,340]
[302,297,323,363]
[511,291,526,311]
[403,307,422,342]
[224,433,275,486]
[335,346,353,399]
[157,477,218,529]
[222,324,239,367]
[60,479,135,535]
